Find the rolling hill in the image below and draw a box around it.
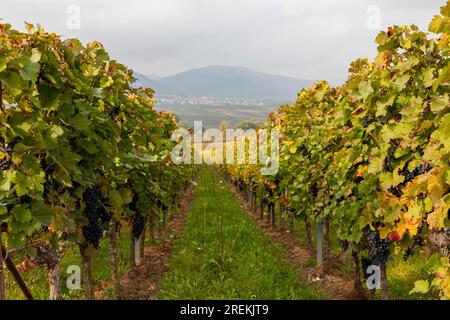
[133,66,311,100]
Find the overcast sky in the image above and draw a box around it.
[0,0,443,83]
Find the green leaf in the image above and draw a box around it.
[393,74,410,90]
[100,76,112,88]
[0,56,8,72]
[12,206,32,223]
[81,139,97,154]
[122,189,133,205]
[39,83,61,110]
[0,72,25,89]
[376,94,396,117]
[109,190,123,209]
[12,172,33,196]
[430,95,449,112]
[409,280,430,295]
[5,233,26,250]
[25,22,35,33]
[0,170,13,191]
[91,87,104,98]
[64,38,84,55]
[358,81,373,98]
[31,201,53,225]
[42,125,64,150]
[368,157,384,174]
[380,171,405,190]
[424,197,433,212]
[72,113,90,130]
[380,123,412,142]
[49,125,64,139]
[20,58,40,82]
[422,68,434,88]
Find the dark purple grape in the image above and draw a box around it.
[132,214,144,240]
[5,137,21,153]
[82,221,103,249]
[20,195,32,205]
[388,186,402,197]
[366,229,391,265]
[336,195,345,205]
[340,240,349,251]
[383,153,395,173]
[0,222,8,232]
[377,115,386,125]
[83,187,102,217]
[362,117,374,128]
[354,176,364,183]
[0,158,12,170]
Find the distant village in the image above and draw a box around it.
[157,95,266,107]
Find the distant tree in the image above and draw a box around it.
[179,120,191,129]
[235,120,261,130]
[219,120,229,133]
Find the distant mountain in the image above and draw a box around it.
[132,72,159,88]
[133,66,311,100]
[145,74,162,81]
[132,72,174,95]
[159,66,311,99]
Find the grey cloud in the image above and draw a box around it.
[0,0,444,82]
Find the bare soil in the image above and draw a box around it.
[230,185,368,300]
[116,181,196,300]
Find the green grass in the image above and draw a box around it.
[5,166,435,300]
[158,167,323,300]
[385,252,440,300]
[4,229,132,300]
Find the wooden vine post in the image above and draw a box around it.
[139,228,145,261]
[380,261,389,300]
[323,218,330,274]
[79,244,94,300]
[129,234,137,272]
[304,218,314,254]
[148,211,155,241]
[0,231,4,300]
[134,234,142,266]
[0,85,4,298]
[260,198,264,220]
[1,246,34,300]
[107,220,121,299]
[0,81,4,114]
[316,221,323,273]
[252,188,257,213]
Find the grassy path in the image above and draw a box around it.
[158,167,323,299]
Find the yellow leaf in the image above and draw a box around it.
[405,203,422,222]
[427,203,449,229]
[396,212,419,238]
